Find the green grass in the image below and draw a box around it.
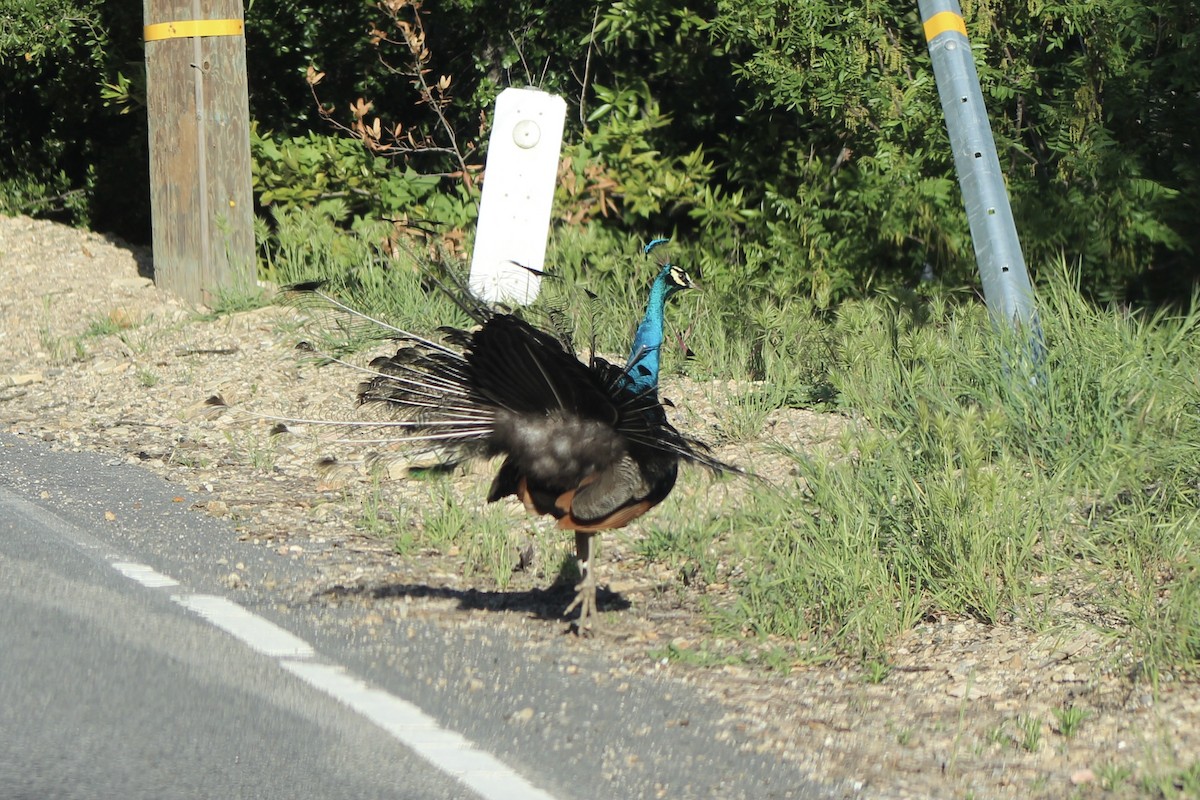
[219,430,280,471]
[650,640,742,668]
[257,207,467,341]
[711,382,786,443]
[82,314,127,338]
[38,297,85,364]
[1052,704,1089,739]
[862,658,891,684]
[1097,762,1134,792]
[208,285,272,318]
[1140,761,1200,798]
[1016,714,1043,752]
[357,476,521,588]
[691,265,1200,670]
[258,211,1200,675]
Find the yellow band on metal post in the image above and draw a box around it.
[144,19,243,42]
[922,11,967,42]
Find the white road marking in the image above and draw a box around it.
[170,593,316,659]
[102,563,561,800]
[281,660,559,800]
[2,470,563,799]
[111,561,180,588]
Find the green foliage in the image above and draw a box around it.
[0,0,146,237]
[99,70,143,115]
[0,0,104,65]
[0,169,91,222]
[243,2,391,134]
[708,0,1199,301]
[8,0,1198,302]
[565,81,752,234]
[972,1,1195,299]
[251,126,474,230]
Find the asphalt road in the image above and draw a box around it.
[0,458,498,799]
[0,433,831,800]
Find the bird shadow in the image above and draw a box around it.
[315,579,631,623]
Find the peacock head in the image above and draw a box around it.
[660,261,697,297]
[644,238,699,301]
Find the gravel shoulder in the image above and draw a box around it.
[2,214,1196,799]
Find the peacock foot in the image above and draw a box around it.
[563,566,598,634]
[564,531,598,634]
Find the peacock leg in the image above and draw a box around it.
[564,531,598,632]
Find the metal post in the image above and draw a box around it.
[919,0,1042,354]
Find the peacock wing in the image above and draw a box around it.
[568,454,649,522]
[567,452,678,528]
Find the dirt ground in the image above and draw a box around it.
[2,214,1196,799]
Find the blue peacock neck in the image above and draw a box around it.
[625,266,675,393]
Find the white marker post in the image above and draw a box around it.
[469,87,567,305]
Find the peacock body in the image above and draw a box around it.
[301,241,736,630]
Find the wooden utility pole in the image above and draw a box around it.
[143,0,254,306]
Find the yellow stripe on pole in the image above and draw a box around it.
[144,19,243,42]
[922,11,967,42]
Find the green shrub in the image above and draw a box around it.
[251,126,474,231]
[0,0,147,237]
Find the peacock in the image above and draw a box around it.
[284,240,739,631]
